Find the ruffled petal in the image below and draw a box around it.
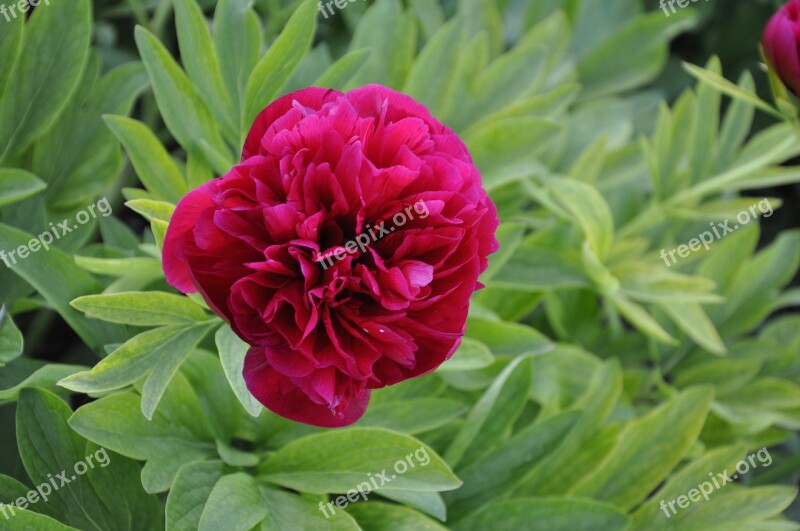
[162,181,217,293]
[242,87,343,160]
[243,346,370,427]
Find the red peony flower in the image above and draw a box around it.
[764,0,800,96]
[163,85,498,427]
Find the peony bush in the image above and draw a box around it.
[0,0,799,529]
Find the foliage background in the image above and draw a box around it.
[0,0,799,529]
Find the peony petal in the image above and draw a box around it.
[242,87,343,160]
[243,347,370,427]
[162,181,217,293]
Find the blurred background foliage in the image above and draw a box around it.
[1,0,800,529]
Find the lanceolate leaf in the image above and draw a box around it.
[71,291,208,327]
[134,26,228,159]
[0,7,23,98]
[0,169,46,208]
[570,387,714,510]
[215,325,263,417]
[0,224,126,351]
[0,0,91,161]
[260,428,461,494]
[103,116,187,203]
[243,0,318,127]
[214,0,262,134]
[174,0,238,144]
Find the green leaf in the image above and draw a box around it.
[450,37,552,131]
[0,0,91,161]
[0,311,23,365]
[0,473,32,509]
[59,325,196,394]
[0,169,46,208]
[17,389,160,530]
[260,428,461,494]
[479,222,525,284]
[714,378,800,431]
[457,0,503,58]
[69,386,216,493]
[150,219,169,250]
[547,178,614,260]
[376,489,446,522]
[570,387,714,510]
[262,488,361,530]
[103,115,187,203]
[35,61,149,209]
[437,338,494,372]
[0,359,84,404]
[140,322,218,420]
[0,7,22,98]
[198,473,269,531]
[215,325,262,417]
[444,410,581,517]
[71,292,208,326]
[528,345,604,409]
[465,118,560,176]
[166,460,227,531]
[659,486,797,530]
[283,45,333,94]
[16,388,93,525]
[408,0,444,41]
[716,231,800,336]
[513,361,623,496]
[661,302,726,355]
[465,318,552,356]
[82,445,162,530]
[453,499,629,531]
[683,62,782,119]
[403,18,465,119]
[73,256,161,278]
[172,350,244,441]
[618,268,721,305]
[134,26,227,157]
[578,11,697,100]
[125,199,176,225]
[357,398,466,434]
[630,444,747,529]
[0,223,126,351]
[174,0,238,144]
[0,508,79,530]
[314,49,372,90]
[215,440,258,467]
[609,294,677,346]
[347,0,416,89]
[673,358,761,394]
[347,502,447,531]
[715,72,756,173]
[444,356,533,468]
[99,216,141,251]
[490,244,589,291]
[213,0,262,135]
[243,0,318,127]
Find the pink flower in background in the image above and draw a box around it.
[764,0,800,96]
[162,85,498,427]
